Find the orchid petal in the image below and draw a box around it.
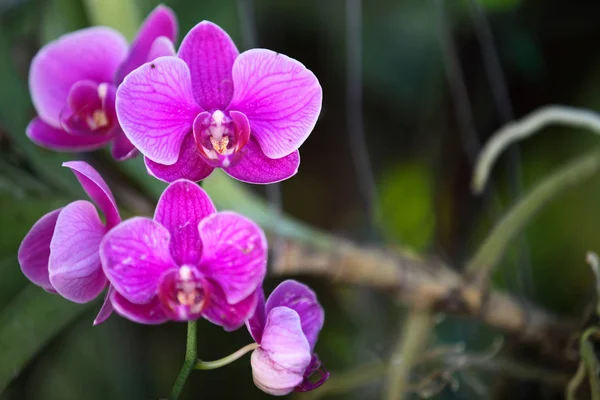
[27,117,113,152]
[148,36,176,60]
[100,217,177,304]
[145,134,214,183]
[29,27,127,126]
[266,280,324,350]
[116,56,201,165]
[246,288,266,343]
[18,208,61,292]
[93,286,115,325]
[154,180,216,265]
[228,49,322,159]
[116,5,178,83]
[251,307,312,396]
[110,290,169,324]
[48,200,107,303]
[178,21,239,110]
[111,128,138,160]
[63,161,120,228]
[202,282,259,331]
[198,211,267,304]
[224,139,300,184]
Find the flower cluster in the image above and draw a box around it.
[18,4,327,397]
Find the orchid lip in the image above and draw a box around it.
[294,354,330,392]
[59,81,117,137]
[193,110,250,168]
[157,265,209,321]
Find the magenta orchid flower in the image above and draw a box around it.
[246,280,329,396]
[17,161,121,325]
[116,21,322,184]
[27,5,177,160]
[99,180,267,328]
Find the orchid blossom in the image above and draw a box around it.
[18,161,121,324]
[27,5,177,160]
[116,21,322,184]
[100,180,267,328]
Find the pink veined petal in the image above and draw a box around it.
[111,128,139,160]
[266,280,324,351]
[224,138,300,184]
[228,49,322,159]
[17,208,62,292]
[116,5,178,83]
[198,211,267,304]
[27,117,113,152]
[202,282,259,331]
[100,217,177,304]
[145,134,214,183]
[29,27,128,127]
[245,288,266,343]
[93,286,115,325]
[154,179,216,265]
[110,290,169,325]
[63,161,120,228]
[49,200,107,303]
[147,36,177,60]
[177,21,239,110]
[251,307,312,396]
[116,56,202,165]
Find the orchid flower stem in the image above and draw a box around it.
[195,343,259,370]
[169,321,198,400]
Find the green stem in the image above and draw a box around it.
[169,321,198,400]
[195,343,259,370]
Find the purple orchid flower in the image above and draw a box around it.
[99,180,267,328]
[115,21,322,184]
[246,280,329,395]
[27,5,177,160]
[17,161,121,325]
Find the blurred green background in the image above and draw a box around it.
[1,0,600,398]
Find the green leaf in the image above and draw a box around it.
[0,285,91,393]
[467,150,600,278]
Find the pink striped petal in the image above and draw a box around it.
[178,21,239,110]
[49,201,107,303]
[93,286,115,325]
[224,139,300,184]
[100,217,177,304]
[116,56,201,165]
[246,288,266,342]
[145,134,214,182]
[17,208,62,292]
[202,282,259,331]
[251,307,311,396]
[228,49,322,159]
[111,290,169,324]
[198,211,267,304]
[29,27,127,126]
[148,36,176,60]
[116,5,178,83]
[27,117,113,152]
[154,180,216,265]
[111,128,138,160]
[266,280,324,350]
[63,161,120,228]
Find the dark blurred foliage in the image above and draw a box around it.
[1,0,600,399]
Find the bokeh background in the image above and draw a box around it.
[1,0,599,398]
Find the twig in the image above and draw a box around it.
[472,105,600,194]
[346,0,378,225]
[385,311,434,400]
[271,232,577,357]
